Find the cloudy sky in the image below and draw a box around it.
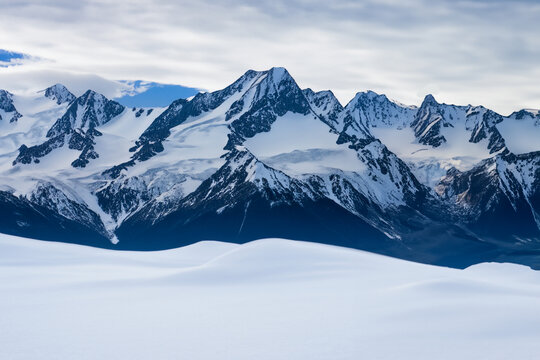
[0,0,539,114]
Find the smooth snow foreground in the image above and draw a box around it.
[1,235,540,360]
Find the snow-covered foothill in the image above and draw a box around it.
[1,234,539,360]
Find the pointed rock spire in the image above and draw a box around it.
[44,84,76,105]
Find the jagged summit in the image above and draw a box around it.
[46,90,124,138]
[224,66,311,147]
[0,89,22,122]
[350,90,380,103]
[12,89,126,168]
[345,90,416,129]
[118,66,311,169]
[421,93,438,106]
[509,108,540,120]
[0,89,14,105]
[43,83,76,105]
[303,88,343,130]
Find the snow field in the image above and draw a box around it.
[1,234,539,360]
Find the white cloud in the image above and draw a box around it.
[0,65,131,98]
[0,0,539,114]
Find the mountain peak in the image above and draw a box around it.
[303,88,341,106]
[348,91,391,107]
[223,66,311,149]
[421,94,438,106]
[45,90,124,138]
[343,90,416,130]
[233,67,293,89]
[303,88,343,129]
[266,66,289,81]
[80,89,103,101]
[44,84,75,105]
[361,90,381,99]
[509,108,540,120]
[0,89,14,105]
[0,89,22,122]
[45,83,69,91]
[250,67,295,91]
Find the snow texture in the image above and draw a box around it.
[0,234,539,360]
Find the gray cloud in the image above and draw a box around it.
[0,0,538,114]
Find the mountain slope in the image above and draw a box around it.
[0,190,111,247]
[364,94,509,187]
[116,147,396,252]
[13,90,126,167]
[436,152,540,244]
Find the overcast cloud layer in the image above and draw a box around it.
[0,0,539,114]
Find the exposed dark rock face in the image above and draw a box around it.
[14,90,123,167]
[303,88,343,129]
[0,89,23,123]
[224,68,312,149]
[0,190,111,247]
[47,90,124,138]
[13,128,102,167]
[436,152,540,246]
[411,94,453,147]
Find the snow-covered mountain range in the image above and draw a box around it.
[1,68,539,268]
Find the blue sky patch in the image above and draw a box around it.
[116,81,200,108]
[0,49,26,67]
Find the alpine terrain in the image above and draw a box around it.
[1,68,539,269]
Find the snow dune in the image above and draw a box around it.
[1,234,539,360]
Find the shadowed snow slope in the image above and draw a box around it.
[1,234,539,360]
